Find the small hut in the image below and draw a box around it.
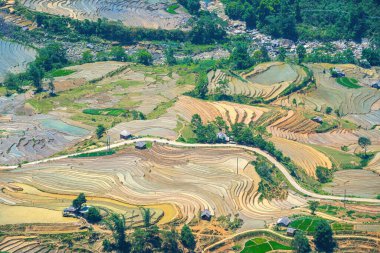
[120,130,132,140]
[201,209,212,221]
[277,217,291,227]
[286,228,297,236]
[135,141,147,150]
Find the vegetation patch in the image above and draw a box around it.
[290,216,353,234]
[69,150,116,158]
[49,69,76,77]
[166,4,180,14]
[336,77,361,89]
[241,237,292,253]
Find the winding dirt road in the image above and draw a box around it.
[2,137,380,204]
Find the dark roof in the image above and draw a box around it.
[201,209,212,218]
[135,141,147,148]
[120,130,131,137]
[79,206,91,214]
[64,206,77,212]
[277,217,291,226]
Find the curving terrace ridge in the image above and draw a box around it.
[2,138,380,204]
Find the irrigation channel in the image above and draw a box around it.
[1,138,380,204]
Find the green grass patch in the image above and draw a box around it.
[166,4,179,14]
[241,237,291,253]
[0,87,7,96]
[147,99,176,119]
[310,144,361,169]
[110,80,143,89]
[49,69,76,77]
[336,77,361,89]
[83,108,128,116]
[70,150,116,158]
[290,216,353,233]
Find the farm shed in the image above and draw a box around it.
[277,217,291,227]
[201,209,212,221]
[312,116,323,124]
[286,227,297,236]
[63,206,77,217]
[135,141,147,150]
[120,130,132,140]
[217,132,230,142]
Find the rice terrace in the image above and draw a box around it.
[0,0,379,252]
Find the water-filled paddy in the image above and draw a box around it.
[41,119,89,136]
[0,39,36,79]
[247,64,297,85]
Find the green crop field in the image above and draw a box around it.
[166,4,179,14]
[49,69,76,77]
[336,77,361,89]
[290,216,353,233]
[70,150,116,158]
[241,237,292,253]
[83,108,128,116]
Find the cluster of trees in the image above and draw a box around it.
[103,211,196,252]
[292,219,336,253]
[72,193,102,224]
[222,0,379,43]
[315,166,333,183]
[229,41,269,70]
[189,114,301,179]
[3,43,68,93]
[178,0,200,15]
[28,8,226,45]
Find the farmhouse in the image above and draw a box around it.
[277,217,291,227]
[201,209,212,221]
[63,206,77,217]
[286,227,297,236]
[312,116,323,124]
[371,80,380,89]
[217,132,230,142]
[120,130,132,140]
[135,141,147,150]
[331,68,345,78]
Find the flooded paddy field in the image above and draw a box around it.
[0,39,36,81]
[21,0,190,29]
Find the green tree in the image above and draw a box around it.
[136,50,153,66]
[110,46,129,62]
[325,107,333,114]
[230,41,252,70]
[291,231,311,253]
[165,47,177,65]
[72,193,87,209]
[141,208,151,228]
[278,47,286,61]
[96,124,106,139]
[180,224,196,251]
[82,50,94,63]
[105,214,131,252]
[316,166,332,183]
[86,207,102,223]
[358,137,371,155]
[193,71,208,98]
[297,45,306,63]
[308,200,319,215]
[162,228,180,253]
[190,12,226,44]
[313,220,336,253]
[28,63,44,93]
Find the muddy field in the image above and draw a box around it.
[323,170,380,198]
[21,0,190,29]
[0,144,307,227]
[0,39,36,81]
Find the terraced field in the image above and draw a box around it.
[0,39,36,81]
[20,0,190,29]
[208,62,306,101]
[0,144,307,225]
[270,137,332,177]
[323,170,380,198]
[275,63,380,129]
